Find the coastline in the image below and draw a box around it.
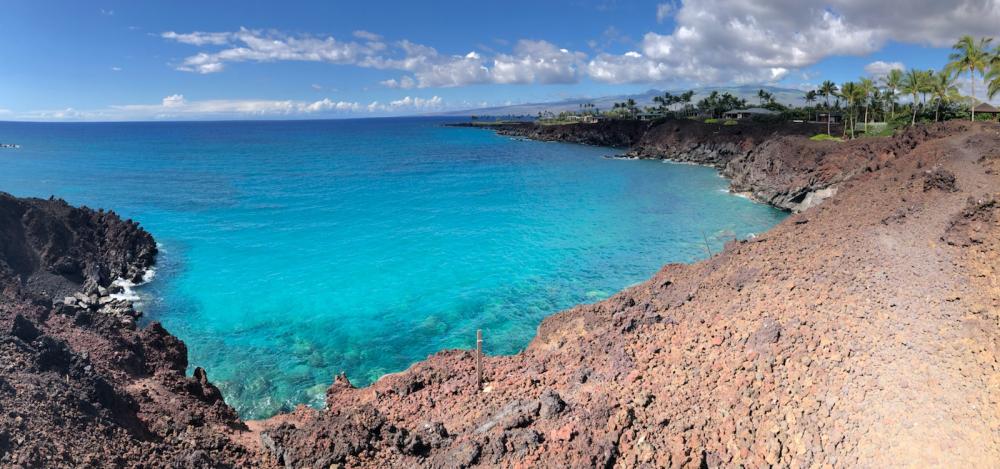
[2,121,998,467]
[453,119,838,211]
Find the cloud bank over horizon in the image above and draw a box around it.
[17,94,445,121]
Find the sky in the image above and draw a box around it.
[1,0,997,121]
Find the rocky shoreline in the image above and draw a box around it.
[457,119,848,211]
[2,121,999,467]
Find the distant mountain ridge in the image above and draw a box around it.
[440,85,810,117]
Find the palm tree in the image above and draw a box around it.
[900,68,924,125]
[859,77,875,131]
[987,49,1000,115]
[839,81,861,138]
[988,65,1000,102]
[804,90,817,121]
[871,88,884,122]
[757,89,773,106]
[946,35,993,121]
[804,90,817,105]
[931,70,959,122]
[882,69,903,119]
[819,80,838,134]
[920,70,935,105]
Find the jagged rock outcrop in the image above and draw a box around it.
[454,120,649,148]
[466,119,834,210]
[0,194,254,467]
[626,119,825,167]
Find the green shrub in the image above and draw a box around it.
[704,118,720,124]
[810,134,843,142]
[858,122,895,137]
[723,119,738,126]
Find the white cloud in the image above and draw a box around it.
[27,108,84,120]
[111,66,123,72]
[380,76,417,89]
[387,95,443,109]
[161,94,185,107]
[352,30,382,41]
[587,52,673,83]
[366,39,585,88]
[161,31,232,46]
[490,40,584,85]
[100,9,114,16]
[166,28,376,74]
[593,0,1000,85]
[163,28,587,87]
[864,60,905,77]
[14,94,448,121]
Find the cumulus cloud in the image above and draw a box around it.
[163,28,586,87]
[161,31,233,46]
[167,28,378,74]
[864,60,905,77]
[384,95,443,110]
[491,40,584,84]
[588,51,673,83]
[589,0,1000,85]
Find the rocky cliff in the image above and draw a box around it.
[458,120,650,148]
[0,195,253,467]
[2,122,998,468]
[467,119,843,211]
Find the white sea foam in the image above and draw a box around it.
[109,267,157,303]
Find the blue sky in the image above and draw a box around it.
[0,0,994,120]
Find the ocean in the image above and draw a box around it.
[0,117,786,418]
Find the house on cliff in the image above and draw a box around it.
[815,111,844,124]
[724,107,779,120]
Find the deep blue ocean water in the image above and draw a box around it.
[0,117,785,418]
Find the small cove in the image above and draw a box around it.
[0,117,787,418]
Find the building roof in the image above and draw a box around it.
[973,102,999,113]
[724,107,779,115]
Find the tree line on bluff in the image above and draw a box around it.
[533,35,1000,141]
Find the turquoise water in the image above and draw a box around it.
[0,118,785,418]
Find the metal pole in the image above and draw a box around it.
[476,329,483,390]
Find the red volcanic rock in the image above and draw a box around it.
[3,122,1000,467]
